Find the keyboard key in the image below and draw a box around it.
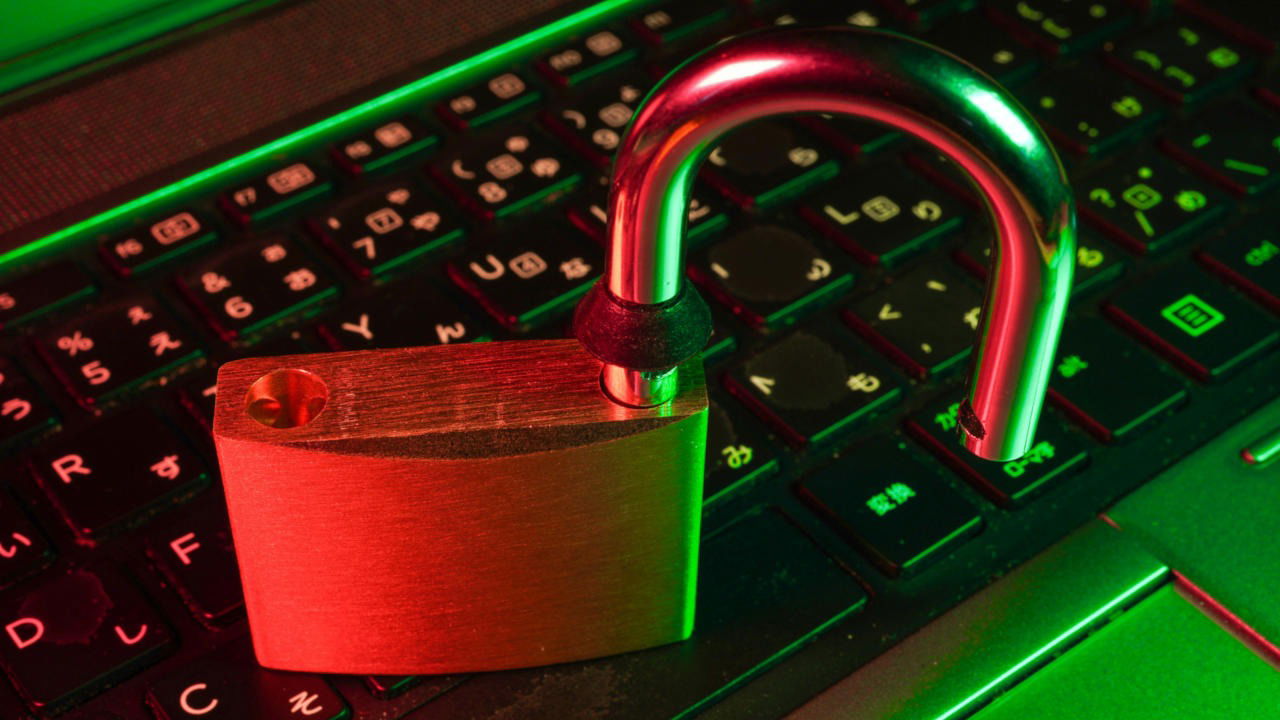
[987,0,1133,57]
[1048,317,1187,442]
[32,407,208,541]
[100,210,217,277]
[436,71,541,131]
[845,261,983,379]
[1160,101,1280,196]
[907,396,1090,507]
[1020,63,1163,157]
[34,297,202,406]
[428,128,581,221]
[145,502,243,627]
[1080,151,1228,253]
[922,10,1040,84]
[629,1,733,46]
[568,181,727,244]
[1105,22,1254,105]
[0,490,52,588]
[309,180,464,278]
[540,72,650,168]
[330,116,438,175]
[146,637,347,720]
[0,261,94,329]
[317,281,488,350]
[0,358,56,445]
[955,226,1126,294]
[690,223,853,329]
[218,161,332,227]
[1197,220,1280,314]
[799,163,965,267]
[725,316,902,447]
[179,235,337,340]
[702,119,839,209]
[801,116,901,161]
[704,394,779,503]
[0,565,173,713]
[798,439,981,576]
[535,27,638,86]
[1180,0,1279,55]
[448,220,602,330]
[1105,264,1279,381]
[763,4,895,29]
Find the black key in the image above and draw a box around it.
[702,119,839,209]
[448,220,602,330]
[31,407,208,541]
[0,490,52,588]
[629,1,733,46]
[330,116,438,175]
[318,281,488,350]
[540,72,650,168]
[844,261,983,379]
[100,210,217,277]
[436,71,541,131]
[1105,264,1279,381]
[922,10,1040,84]
[147,638,347,720]
[1080,151,1227,253]
[725,316,902,447]
[800,163,965,267]
[1197,220,1280,314]
[691,223,853,329]
[568,181,727,245]
[1182,0,1279,54]
[801,116,901,161]
[34,297,202,406]
[0,261,94,329]
[0,358,56,445]
[1161,101,1280,196]
[179,235,337,340]
[0,565,173,713]
[799,439,982,576]
[145,503,243,627]
[1105,22,1255,104]
[178,366,219,433]
[704,394,779,503]
[535,27,638,86]
[428,128,581,221]
[1020,63,1163,157]
[217,161,332,227]
[310,180,464,278]
[763,4,895,29]
[1048,317,1187,442]
[987,0,1133,56]
[880,0,974,27]
[955,226,1126,294]
[907,397,1090,507]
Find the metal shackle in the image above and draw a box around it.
[573,25,1076,461]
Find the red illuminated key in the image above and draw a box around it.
[145,503,243,627]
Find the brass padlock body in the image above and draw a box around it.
[213,340,706,675]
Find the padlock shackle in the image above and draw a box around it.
[585,26,1075,461]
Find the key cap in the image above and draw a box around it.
[763,4,895,29]
[179,235,337,340]
[34,297,202,406]
[436,71,541,131]
[540,72,650,168]
[32,407,208,541]
[922,10,1040,84]
[1197,220,1280,314]
[318,281,488,350]
[0,490,52,588]
[690,223,853,329]
[100,210,217,277]
[1105,264,1279,381]
[448,220,602,330]
[568,181,727,245]
[0,565,173,713]
[726,316,902,448]
[800,164,965,267]
[145,503,242,627]
[1048,317,1187,442]
[1105,22,1254,105]
[309,180,464,278]
[799,439,982,576]
[702,119,839,210]
[987,0,1133,57]
[907,396,1090,507]
[704,394,779,503]
[1020,63,1163,157]
[0,261,94,329]
[428,128,581,221]
[218,161,332,227]
[955,226,1126,294]
[801,116,901,161]
[0,358,56,445]
[147,637,347,720]
[1080,151,1227,254]
[629,1,733,46]
[844,261,983,379]
[535,27,638,86]
[1180,0,1279,55]
[1160,101,1280,196]
[330,116,438,175]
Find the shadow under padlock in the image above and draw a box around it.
[212,25,1076,675]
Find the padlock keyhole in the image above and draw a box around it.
[245,368,328,428]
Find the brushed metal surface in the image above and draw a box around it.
[214,340,707,675]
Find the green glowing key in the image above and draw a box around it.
[1160,293,1224,337]
[1162,100,1280,195]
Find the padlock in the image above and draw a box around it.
[213,26,1075,675]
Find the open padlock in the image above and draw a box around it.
[213,26,1075,675]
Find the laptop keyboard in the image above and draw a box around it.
[0,0,1278,717]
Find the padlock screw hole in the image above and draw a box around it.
[245,369,328,429]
